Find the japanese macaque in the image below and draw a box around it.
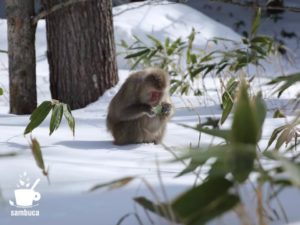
[106,68,174,145]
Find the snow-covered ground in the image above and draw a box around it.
[0,2,300,225]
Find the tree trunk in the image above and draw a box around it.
[5,0,37,114]
[41,0,118,109]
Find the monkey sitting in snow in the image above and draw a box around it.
[106,68,174,145]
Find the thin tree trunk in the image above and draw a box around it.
[5,0,37,114]
[41,0,118,109]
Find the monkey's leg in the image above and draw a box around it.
[113,120,146,145]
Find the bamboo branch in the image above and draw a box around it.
[0,50,8,54]
[209,0,300,13]
[32,0,91,25]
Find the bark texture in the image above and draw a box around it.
[6,0,37,114]
[42,0,118,109]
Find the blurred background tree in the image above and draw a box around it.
[41,0,118,109]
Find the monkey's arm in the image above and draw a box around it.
[118,104,154,121]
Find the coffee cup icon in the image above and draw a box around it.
[14,189,41,207]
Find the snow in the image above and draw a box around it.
[0,2,300,225]
[114,1,241,69]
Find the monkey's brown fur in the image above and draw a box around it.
[106,68,174,145]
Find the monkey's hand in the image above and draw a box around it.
[152,102,172,116]
[161,102,172,116]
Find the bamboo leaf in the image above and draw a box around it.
[173,145,229,170]
[124,49,150,59]
[24,101,53,135]
[135,197,178,222]
[172,177,239,225]
[275,155,300,188]
[268,73,300,97]
[251,8,261,36]
[147,35,163,49]
[230,80,258,182]
[89,176,136,192]
[229,144,256,182]
[30,137,48,176]
[63,104,75,136]
[266,125,287,150]
[221,78,239,124]
[252,91,267,140]
[176,159,200,177]
[275,128,291,150]
[179,123,231,141]
[168,38,182,55]
[232,79,258,145]
[273,109,285,118]
[49,103,63,135]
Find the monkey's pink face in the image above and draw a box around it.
[149,90,162,106]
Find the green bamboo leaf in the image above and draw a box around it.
[251,8,261,36]
[221,78,239,124]
[273,109,285,118]
[30,137,48,176]
[229,144,256,182]
[203,64,216,77]
[63,104,75,136]
[200,52,215,63]
[209,159,230,177]
[24,101,53,135]
[173,145,229,168]
[165,37,170,48]
[216,63,229,74]
[49,103,63,135]
[176,159,200,177]
[267,73,300,97]
[147,35,163,49]
[230,80,258,182]
[172,177,239,225]
[130,54,147,70]
[232,79,258,145]
[275,154,300,188]
[179,123,231,141]
[0,87,3,96]
[147,49,158,60]
[124,49,150,59]
[134,197,178,222]
[175,146,230,178]
[251,36,273,44]
[252,92,267,140]
[120,40,128,48]
[275,128,291,149]
[266,125,286,150]
[152,104,163,115]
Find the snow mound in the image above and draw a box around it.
[113,1,241,68]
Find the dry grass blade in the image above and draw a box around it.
[30,137,48,176]
[89,176,136,192]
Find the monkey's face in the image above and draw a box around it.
[148,89,163,106]
[139,70,168,106]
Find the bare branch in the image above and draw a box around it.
[113,0,178,16]
[0,50,8,54]
[32,0,91,25]
[209,0,300,13]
